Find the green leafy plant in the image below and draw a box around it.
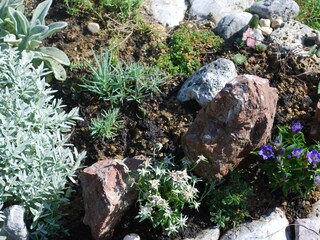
[132,152,201,236]
[90,108,124,140]
[0,47,86,238]
[81,49,167,105]
[156,25,223,76]
[0,0,70,80]
[255,121,320,196]
[206,171,253,229]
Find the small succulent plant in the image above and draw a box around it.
[231,53,247,65]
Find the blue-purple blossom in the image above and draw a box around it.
[258,145,274,160]
[274,138,281,147]
[277,148,285,155]
[307,150,320,164]
[291,148,302,158]
[314,174,320,185]
[291,122,303,133]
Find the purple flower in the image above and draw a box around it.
[291,148,302,158]
[314,174,320,185]
[258,145,274,160]
[274,138,280,146]
[277,148,285,155]
[307,150,320,164]
[291,122,303,133]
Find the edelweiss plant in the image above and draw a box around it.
[133,152,201,236]
[256,121,320,196]
[0,48,86,238]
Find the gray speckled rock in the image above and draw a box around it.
[0,205,28,240]
[177,58,237,107]
[151,0,187,27]
[190,0,254,24]
[295,218,320,240]
[183,228,220,240]
[221,208,290,240]
[215,12,253,40]
[270,20,318,54]
[250,0,299,21]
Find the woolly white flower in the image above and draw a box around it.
[149,179,160,190]
[138,167,150,177]
[137,204,153,221]
[177,214,188,228]
[165,223,179,236]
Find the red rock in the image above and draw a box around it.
[80,155,150,239]
[310,100,320,141]
[182,75,278,180]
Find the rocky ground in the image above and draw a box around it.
[25,0,320,239]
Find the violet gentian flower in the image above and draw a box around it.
[274,138,281,147]
[258,145,274,160]
[277,148,285,155]
[307,149,320,164]
[291,122,303,133]
[291,148,302,158]
[314,174,320,185]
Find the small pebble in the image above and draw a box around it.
[271,19,283,29]
[260,26,273,36]
[259,18,271,28]
[123,233,140,240]
[87,22,100,35]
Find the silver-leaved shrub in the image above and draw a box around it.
[0,48,86,239]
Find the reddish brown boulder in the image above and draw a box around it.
[182,75,278,180]
[310,100,320,141]
[80,155,149,239]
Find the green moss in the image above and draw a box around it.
[156,25,223,76]
[295,0,320,30]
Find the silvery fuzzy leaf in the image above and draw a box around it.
[29,25,48,39]
[39,21,67,40]
[42,58,67,81]
[3,33,20,43]
[30,0,52,27]
[38,47,70,65]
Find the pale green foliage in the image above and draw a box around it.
[0,0,70,80]
[0,48,86,239]
[90,108,124,140]
[82,50,167,105]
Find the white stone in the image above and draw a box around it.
[123,233,141,240]
[271,19,284,29]
[177,58,237,107]
[250,0,299,21]
[215,12,253,40]
[295,218,320,240]
[87,22,100,35]
[260,26,273,35]
[0,205,28,240]
[190,0,254,24]
[259,18,271,28]
[184,228,220,240]
[308,201,320,219]
[151,0,187,27]
[220,208,290,240]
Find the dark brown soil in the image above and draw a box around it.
[33,0,320,239]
